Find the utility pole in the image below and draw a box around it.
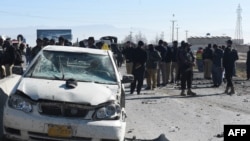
[185,30,188,42]
[171,14,176,42]
[176,25,179,41]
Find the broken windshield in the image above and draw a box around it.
[25,50,117,84]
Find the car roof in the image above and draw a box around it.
[43,45,110,55]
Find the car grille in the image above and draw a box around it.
[38,102,89,118]
[28,132,92,141]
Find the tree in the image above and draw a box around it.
[134,31,147,44]
[151,33,164,45]
[122,34,134,43]
[122,31,147,44]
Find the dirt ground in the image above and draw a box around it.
[119,61,250,141]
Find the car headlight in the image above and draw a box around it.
[8,94,33,113]
[93,103,121,120]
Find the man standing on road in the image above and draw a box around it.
[145,44,161,90]
[247,46,250,80]
[211,44,224,87]
[155,40,167,86]
[170,40,179,83]
[176,41,186,85]
[122,41,134,74]
[223,40,238,95]
[130,41,147,95]
[202,44,213,79]
[2,39,16,77]
[164,41,172,85]
[179,43,196,96]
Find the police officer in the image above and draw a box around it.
[211,44,224,87]
[223,40,238,94]
[247,46,250,80]
[122,41,134,74]
[179,43,196,96]
[203,44,213,79]
[130,41,147,95]
[155,40,167,86]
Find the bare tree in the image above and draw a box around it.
[134,31,147,44]
[151,32,165,45]
[122,32,134,43]
[122,31,147,44]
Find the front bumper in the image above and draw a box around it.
[3,105,126,141]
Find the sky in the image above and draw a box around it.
[0,0,249,46]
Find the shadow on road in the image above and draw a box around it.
[125,134,170,141]
[125,92,227,101]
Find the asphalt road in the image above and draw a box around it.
[119,65,250,141]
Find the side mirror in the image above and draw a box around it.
[121,74,134,83]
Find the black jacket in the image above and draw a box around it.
[132,47,147,70]
[146,48,161,69]
[164,46,172,63]
[122,47,134,63]
[2,46,15,65]
[223,47,238,70]
[247,50,250,71]
[171,46,178,62]
[202,47,213,60]
[31,45,42,60]
[155,45,167,62]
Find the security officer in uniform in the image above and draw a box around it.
[223,40,238,95]
[130,41,147,95]
[179,43,196,96]
[122,41,134,74]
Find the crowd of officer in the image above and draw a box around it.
[122,39,242,96]
[122,39,197,96]
[0,34,244,96]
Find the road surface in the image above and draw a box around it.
[119,65,250,141]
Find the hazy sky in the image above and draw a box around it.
[0,0,249,45]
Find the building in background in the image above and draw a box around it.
[187,36,231,50]
[37,29,72,42]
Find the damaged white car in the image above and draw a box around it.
[2,46,133,141]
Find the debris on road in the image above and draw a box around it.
[125,134,170,141]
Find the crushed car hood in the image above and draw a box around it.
[17,78,117,105]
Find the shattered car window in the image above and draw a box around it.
[25,50,117,84]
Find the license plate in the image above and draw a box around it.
[48,124,72,138]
